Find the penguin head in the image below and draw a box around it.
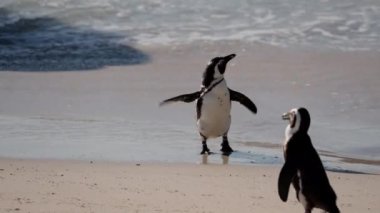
[202,54,236,87]
[282,107,311,135]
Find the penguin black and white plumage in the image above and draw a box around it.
[160,54,257,155]
[278,107,340,213]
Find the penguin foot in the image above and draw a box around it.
[221,135,233,154]
[200,147,211,155]
[220,145,234,154]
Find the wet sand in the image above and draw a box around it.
[0,158,379,213]
[0,43,380,212]
[0,43,379,173]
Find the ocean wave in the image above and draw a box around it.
[1,0,380,59]
[0,8,150,71]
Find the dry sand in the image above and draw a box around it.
[0,158,379,213]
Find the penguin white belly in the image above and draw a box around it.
[197,82,231,138]
[283,125,293,153]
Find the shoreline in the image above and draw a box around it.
[1,150,379,175]
[236,140,380,168]
[0,157,379,213]
[0,42,379,175]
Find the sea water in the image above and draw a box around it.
[1,0,380,52]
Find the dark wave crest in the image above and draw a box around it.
[0,8,150,71]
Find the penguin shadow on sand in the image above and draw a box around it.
[200,150,280,165]
[201,152,231,165]
[0,8,150,71]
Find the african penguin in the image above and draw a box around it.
[278,107,340,213]
[160,54,257,154]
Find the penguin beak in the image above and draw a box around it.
[223,54,236,62]
[282,112,291,120]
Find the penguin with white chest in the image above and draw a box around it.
[160,54,257,154]
[278,107,340,213]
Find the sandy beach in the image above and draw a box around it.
[1,1,380,212]
[0,158,379,213]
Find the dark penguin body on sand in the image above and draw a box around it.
[278,107,340,213]
[160,54,257,154]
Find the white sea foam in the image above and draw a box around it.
[1,0,379,51]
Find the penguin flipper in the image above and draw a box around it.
[278,160,297,202]
[278,137,299,202]
[229,88,257,114]
[159,91,201,106]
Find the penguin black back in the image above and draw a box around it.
[279,107,340,213]
[296,108,310,133]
